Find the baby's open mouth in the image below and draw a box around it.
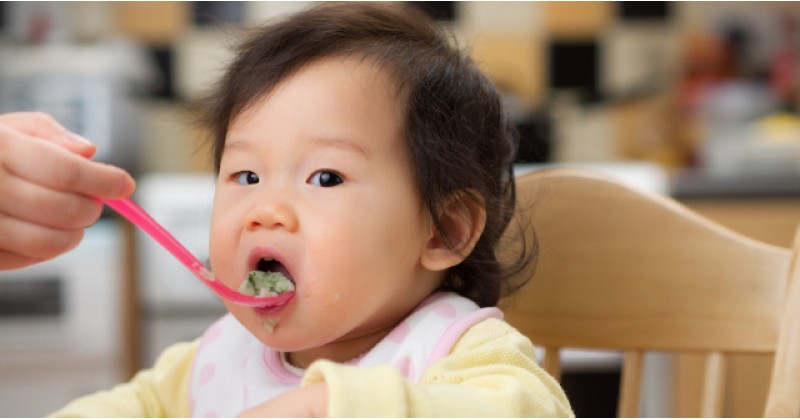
[238,258,296,297]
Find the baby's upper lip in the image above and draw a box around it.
[246,245,292,277]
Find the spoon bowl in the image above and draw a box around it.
[102,197,294,308]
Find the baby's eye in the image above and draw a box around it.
[308,170,343,187]
[233,171,260,185]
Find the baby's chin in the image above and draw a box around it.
[241,316,295,348]
[232,313,311,350]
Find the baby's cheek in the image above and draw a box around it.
[207,239,223,272]
[314,288,347,314]
[208,229,235,281]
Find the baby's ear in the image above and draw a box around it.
[421,190,487,272]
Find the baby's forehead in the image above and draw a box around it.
[283,54,409,105]
[224,55,410,152]
[230,54,409,131]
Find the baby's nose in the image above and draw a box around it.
[243,198,299,232]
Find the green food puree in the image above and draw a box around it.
[238,271,295,297]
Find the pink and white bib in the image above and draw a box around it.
[189,292,502,417]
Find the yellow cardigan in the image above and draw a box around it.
[51,318,573,417]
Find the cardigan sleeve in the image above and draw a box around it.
[49,340,197,418]
[302,318,574,417]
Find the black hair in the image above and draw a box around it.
[195,2,533,307]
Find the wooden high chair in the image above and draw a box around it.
[500,168,800,417]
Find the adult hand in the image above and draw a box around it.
[0,112,136,270]
[237,383,329,418]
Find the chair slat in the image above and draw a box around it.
[618,351,644,417]
[700,352,726,417]
[543,346,562,381]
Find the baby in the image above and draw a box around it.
[52,3,572,417]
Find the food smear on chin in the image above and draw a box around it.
[263,318,277,333]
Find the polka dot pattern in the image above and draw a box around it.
[200,362,216,386]
[387,321,410,343]
[189,293,498,417]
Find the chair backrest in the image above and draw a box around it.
[500,168,800,417]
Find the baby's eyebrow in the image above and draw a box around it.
[313,137,370,158]
[223,139,252,153]
[223,137,370,157]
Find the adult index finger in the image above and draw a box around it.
[1,128,135,199]
[0,112,96,158]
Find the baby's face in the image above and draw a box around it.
[209,56,443,365]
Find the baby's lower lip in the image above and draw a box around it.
[254,303,287,316]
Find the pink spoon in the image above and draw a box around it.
[102,197,294,308]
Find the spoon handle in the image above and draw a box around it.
[101,197,293,307]
[102,198,200,270]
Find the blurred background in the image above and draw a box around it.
[0,1,799,417]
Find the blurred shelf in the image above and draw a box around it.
[673,168,800,199]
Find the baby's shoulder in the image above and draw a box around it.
[455,317,535,354]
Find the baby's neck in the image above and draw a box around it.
[285,323,397,369]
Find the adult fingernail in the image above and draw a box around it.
[63,131,94,145]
